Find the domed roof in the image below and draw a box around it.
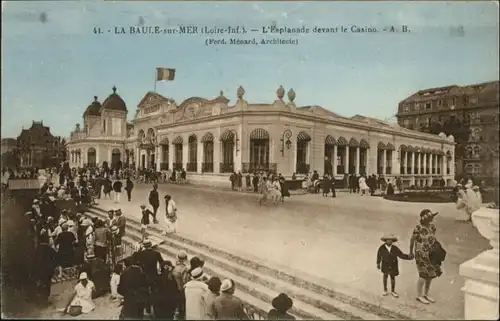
[101,86,127,112]
[84,96,102,117]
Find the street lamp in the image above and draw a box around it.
[280,129,292,156]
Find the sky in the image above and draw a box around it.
[1,1,499,138]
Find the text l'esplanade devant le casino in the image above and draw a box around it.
[94,24,408,35]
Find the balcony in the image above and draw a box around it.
[386,167,392,174]
[337,165,345,174]
[173,162,183,171]
[220,163,234,173]
[160,162,169,171]
[202,162,214,173]
[242,163,277,173]
[186,162,197,172]
[296,163,310,175]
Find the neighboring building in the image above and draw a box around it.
[16,121,66,168]
[68,85,455,187]
[396,80,499,182]
[1,138,17,155]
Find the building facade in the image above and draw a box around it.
[396,81,499,182]
[15,121,66,168]
[68,85,455,187]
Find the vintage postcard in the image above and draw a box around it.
[1,0,499,320]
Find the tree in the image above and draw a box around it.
[2,151,20,169]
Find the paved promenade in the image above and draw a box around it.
[94,183,489,319]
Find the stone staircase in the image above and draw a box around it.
[85,206,415,320]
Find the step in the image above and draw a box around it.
[88,205,414,320]
[118,234,290,320]
[96,210,378,320]
[101,214,337,320]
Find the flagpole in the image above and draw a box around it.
[154,69,157,92]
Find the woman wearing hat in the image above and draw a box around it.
[268,293,295,320]
[63,272,96,315]
[409,209,442,304]
[376,234,412,297]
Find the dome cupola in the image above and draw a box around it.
[83,96,102,117]
[101,86,127,112]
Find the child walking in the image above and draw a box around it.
[376,234,413,297]
[110,264,123,301]
[140,204,154,241]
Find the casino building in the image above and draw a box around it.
[68,85,456,187]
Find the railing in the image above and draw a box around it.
[296,163,310,174]
[337,165,345,174]
[242,163,277,173]
[186,162,197,172]
[386,166,392,174]
[242,302,269,320]
[220,163,234,173]
[160,162,169,171]
[202,162,214,173]
[173,162,183,171]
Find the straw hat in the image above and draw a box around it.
[79,272,88,280]
[220,279,233,292]
[190,267,204,280]
[380,234,398,242]
[177,250,187,260]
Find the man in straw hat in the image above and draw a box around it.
[376,233,413,297]
[172,250,189,319]
[214,279,249,320]
[184,267,209,320]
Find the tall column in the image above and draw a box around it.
[405,152,410,174]
[366,149,371,175]
[332,145,338,175]
[135,147,140,169]
[423,153,427,174]
[382,150,387,174]
[155,146,161,172]
[459,207,499,320]
[411,152,415,175]
[168,144,174,171]
[416,153,421,175]
[355,147,360,175]
[214,141,221,173]
[197,142,203,173]
[345,146,350,174]
[182,141,188,170]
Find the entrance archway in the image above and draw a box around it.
[112,148,121,169]
[87,147,96,167]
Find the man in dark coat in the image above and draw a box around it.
[125,177,134,202]
[118,257,148,320]
[151,261,180,320]
[133,239,164,315]
[113,179,123,204]
[34,238,57,303]
[148,184,160,224]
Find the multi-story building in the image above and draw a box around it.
[16,121,66,168]
[396,81,499,182]
[1,138,17,155]
[68,85,455,187]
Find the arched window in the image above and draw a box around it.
[201,133,214,173]
[220,130,235,173]
[187,135,197,172]
[296,132,311,174]
[473,146,480,156]
[87,147,96,167]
